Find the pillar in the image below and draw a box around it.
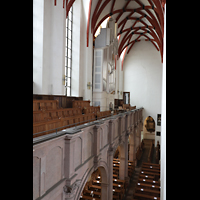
[101,183,108,200]
[119,143,126,180]
[124,131,130,186]
[64,136,76,179]
[128,130,135,162]
[107,147,113,200]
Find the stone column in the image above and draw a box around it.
[124,131,129,178]
[128,130,135,162]
[107,147,113,200]
[134,123,139,166]
[119,140,126,180]
[101,183,109,200]
[124,131,130,187]
[93,125,101,169]
[64,135,76,179]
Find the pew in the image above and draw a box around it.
[33,113,96,137]
[133,192,160,200]
[139,174,155,180]
[135,188,160,197]
[96,110,111,119]
[80,194,100,200]
[142,163,160,171]
[72,100,90,109]
[83,106,100,115]
[136,182,160,191]
[33,99,112,138]
[133,162,160,200]
[138,178,160,186]
[33,100,59,111]
[141,167,160,174]
[140,170,160,177]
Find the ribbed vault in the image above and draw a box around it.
[91,0,166,63]
[54,0,166,64]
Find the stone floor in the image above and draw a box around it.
[124,139,156,200]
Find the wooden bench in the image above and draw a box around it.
[136,182,160,191]
[138,178,160,186]
[80,194,100,200]
[142,164,160,171]
[139,174,155,180]
[140,170,160,177]
[141,167,160,174]
[133,192,160,200]
[33,113,96,137]
[72,100,90,109]
[83,106,100,114]
[83,189,101,198]
[135,187,160,197]
[96,110,111,119]
[33,100,59,111]
[33,110,52,123]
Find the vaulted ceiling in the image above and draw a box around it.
[57,0,166,63]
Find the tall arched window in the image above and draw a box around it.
[65,6,73,96]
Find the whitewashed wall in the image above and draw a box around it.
[33,0,66,95]
[123,40,162,144]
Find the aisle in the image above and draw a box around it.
[124,139,153,200]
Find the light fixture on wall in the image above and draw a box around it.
[87,82,92,89]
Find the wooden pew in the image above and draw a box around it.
[136,182,160,191]
[83,189,101,198]
[135,187,160,197]
[140,170,160,177]
[139,174,155,181]
[141,167,160,174]
[142,163,160,170]
[133,161,160,200]
[33,113,97,137]
[72,100,90,109]
[133,192,160,200]
[33,100,59,111]
[96,110,111,119]
[80,194,100,200]
[138,178,160,186]
[92,180,124,199]
[142,162,160,167]
[33,110,51,123]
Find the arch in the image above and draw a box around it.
[75,162,109,199]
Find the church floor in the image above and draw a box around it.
[124,139,156,200]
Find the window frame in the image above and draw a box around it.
[65,6,73,96]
